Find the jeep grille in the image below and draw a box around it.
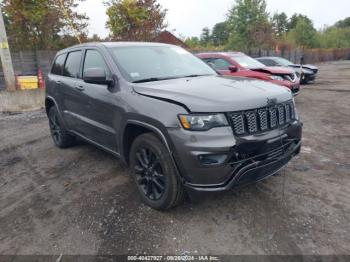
[230,101,296,135]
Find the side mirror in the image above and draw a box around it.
[228,65,238,72]
[83,68,113,86]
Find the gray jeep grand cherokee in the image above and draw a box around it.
[45,42,302,209]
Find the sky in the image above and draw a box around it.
[80,0,350,38]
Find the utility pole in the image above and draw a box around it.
[0,5,16,92]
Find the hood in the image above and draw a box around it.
[132,75,292,112]
[251,66,295,75]
[288,67,314,75]
[289,64,318,71]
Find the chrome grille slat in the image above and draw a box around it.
[277,105,285,125]
[230,101,295,135]
[269,107,277,128]
[258,109,268,131]
[245,111,258,133]
[285,104,291,122]
[231,114,245,135]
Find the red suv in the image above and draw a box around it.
[197,52,300,95]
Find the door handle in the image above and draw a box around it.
[75,85,85,91]
[56,80,61,86]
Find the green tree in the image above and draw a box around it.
[1,0,88,50]
[200,27,211,46]
[314,17,350,48]
[288,13,312,31]
[317,27,350,48]
[271,12,288,37]
[334,17,350,28]
[226,0,272,50]
[184,36,200,48]
[288,17,317,48]
[57,0,89,43]
[248,20,275,49]
[105,0,167,41]
[211,22,229,46]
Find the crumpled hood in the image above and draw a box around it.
[132,75,292,112]
[251,66,294,75]
[289,64,318,71]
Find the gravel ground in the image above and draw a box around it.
[0,61,349,256]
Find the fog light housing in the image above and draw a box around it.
[198,154,227,166]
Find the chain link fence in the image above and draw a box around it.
[1,47,350,90]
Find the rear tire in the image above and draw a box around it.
[129,133,184,210]
[48,107,75,148]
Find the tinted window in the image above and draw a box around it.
[259,59,276,66]
[51,54,66,75]
[63,51,82,78]
[212,58,231,70]
[274,57,293,66]
[83,50,109,75]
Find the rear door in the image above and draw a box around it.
[47,53,67,107]
[58,50,86,133]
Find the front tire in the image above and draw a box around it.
[129,133,184,210]
[48,107,75,148]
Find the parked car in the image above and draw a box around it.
[45,42,302,210]
[196,52,300,95]
[256,56,318,84]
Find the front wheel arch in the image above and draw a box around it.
[122,121,171,165]
[45,97,56,116]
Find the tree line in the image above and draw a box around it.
[1,0,350,52]
[185,0,350,51]
[1,0,167,51]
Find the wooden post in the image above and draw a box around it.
[0,6,16,91]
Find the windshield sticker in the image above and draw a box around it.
[130,72,140,78]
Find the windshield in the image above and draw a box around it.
[274,57,293,66]
[231,55,266,69]
[109,45,216,83]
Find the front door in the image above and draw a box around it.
[77,49,118,151]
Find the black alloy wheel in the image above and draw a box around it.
[49,109,62,145]
[48,107,75,148]
[134,147,166,201]
[129,133,184,210]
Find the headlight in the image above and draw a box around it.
[302,69,313,74]
[178,114,228,131]
[292,98,299,120]
[270,75,284,81]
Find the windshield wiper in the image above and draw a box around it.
[132,77,178,83]
[132,74,213,83]
[182,74,212,78]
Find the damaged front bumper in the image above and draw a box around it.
[168,120,302,192]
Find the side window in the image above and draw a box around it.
[83,50,109,76]
[201,58,215,68]
[201,58,212,64]
[63,51,82,78]
[212,58,231,70]
[261,59,275,66]
[269,60,278,66]
[51,54,66,75]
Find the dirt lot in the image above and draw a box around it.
[1,61,350,256]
